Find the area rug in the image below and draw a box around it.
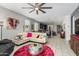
[13,45,54,56]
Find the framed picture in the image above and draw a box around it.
[7,17,19,29]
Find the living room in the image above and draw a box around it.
[0,3,79,56]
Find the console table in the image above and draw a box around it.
[70,35,79,56]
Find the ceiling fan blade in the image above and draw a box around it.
[41,7,52,9]
[29,9,35,13]
[39,9,46,13]
[36,10,38,14]
[35,3,38,6]
[22,7,33,9]
[27,3,35,7]
[39,3,45,7]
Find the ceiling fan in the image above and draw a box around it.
[22,3,52,14]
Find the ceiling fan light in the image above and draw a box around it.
[35,8,39,10]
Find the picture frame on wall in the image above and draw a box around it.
[7,17,19,30]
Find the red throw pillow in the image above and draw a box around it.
[27,32,32,37]
[36,35,40,38]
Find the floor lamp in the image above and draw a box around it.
[0,21,3,40]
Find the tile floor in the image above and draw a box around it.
[46,35,76,56]
[11,35,76,56]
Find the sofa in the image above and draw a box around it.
[13,32,47,45]
[0,39,15,56]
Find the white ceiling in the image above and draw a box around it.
[0,3,79,24]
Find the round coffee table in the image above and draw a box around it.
[13,44,54,56]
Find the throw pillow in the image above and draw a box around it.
[16,35,23,40]
[36,35,40,38]
[27,32,32,37]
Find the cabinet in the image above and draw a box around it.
[70,35,79,56]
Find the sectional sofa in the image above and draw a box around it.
[13,32,47,45]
